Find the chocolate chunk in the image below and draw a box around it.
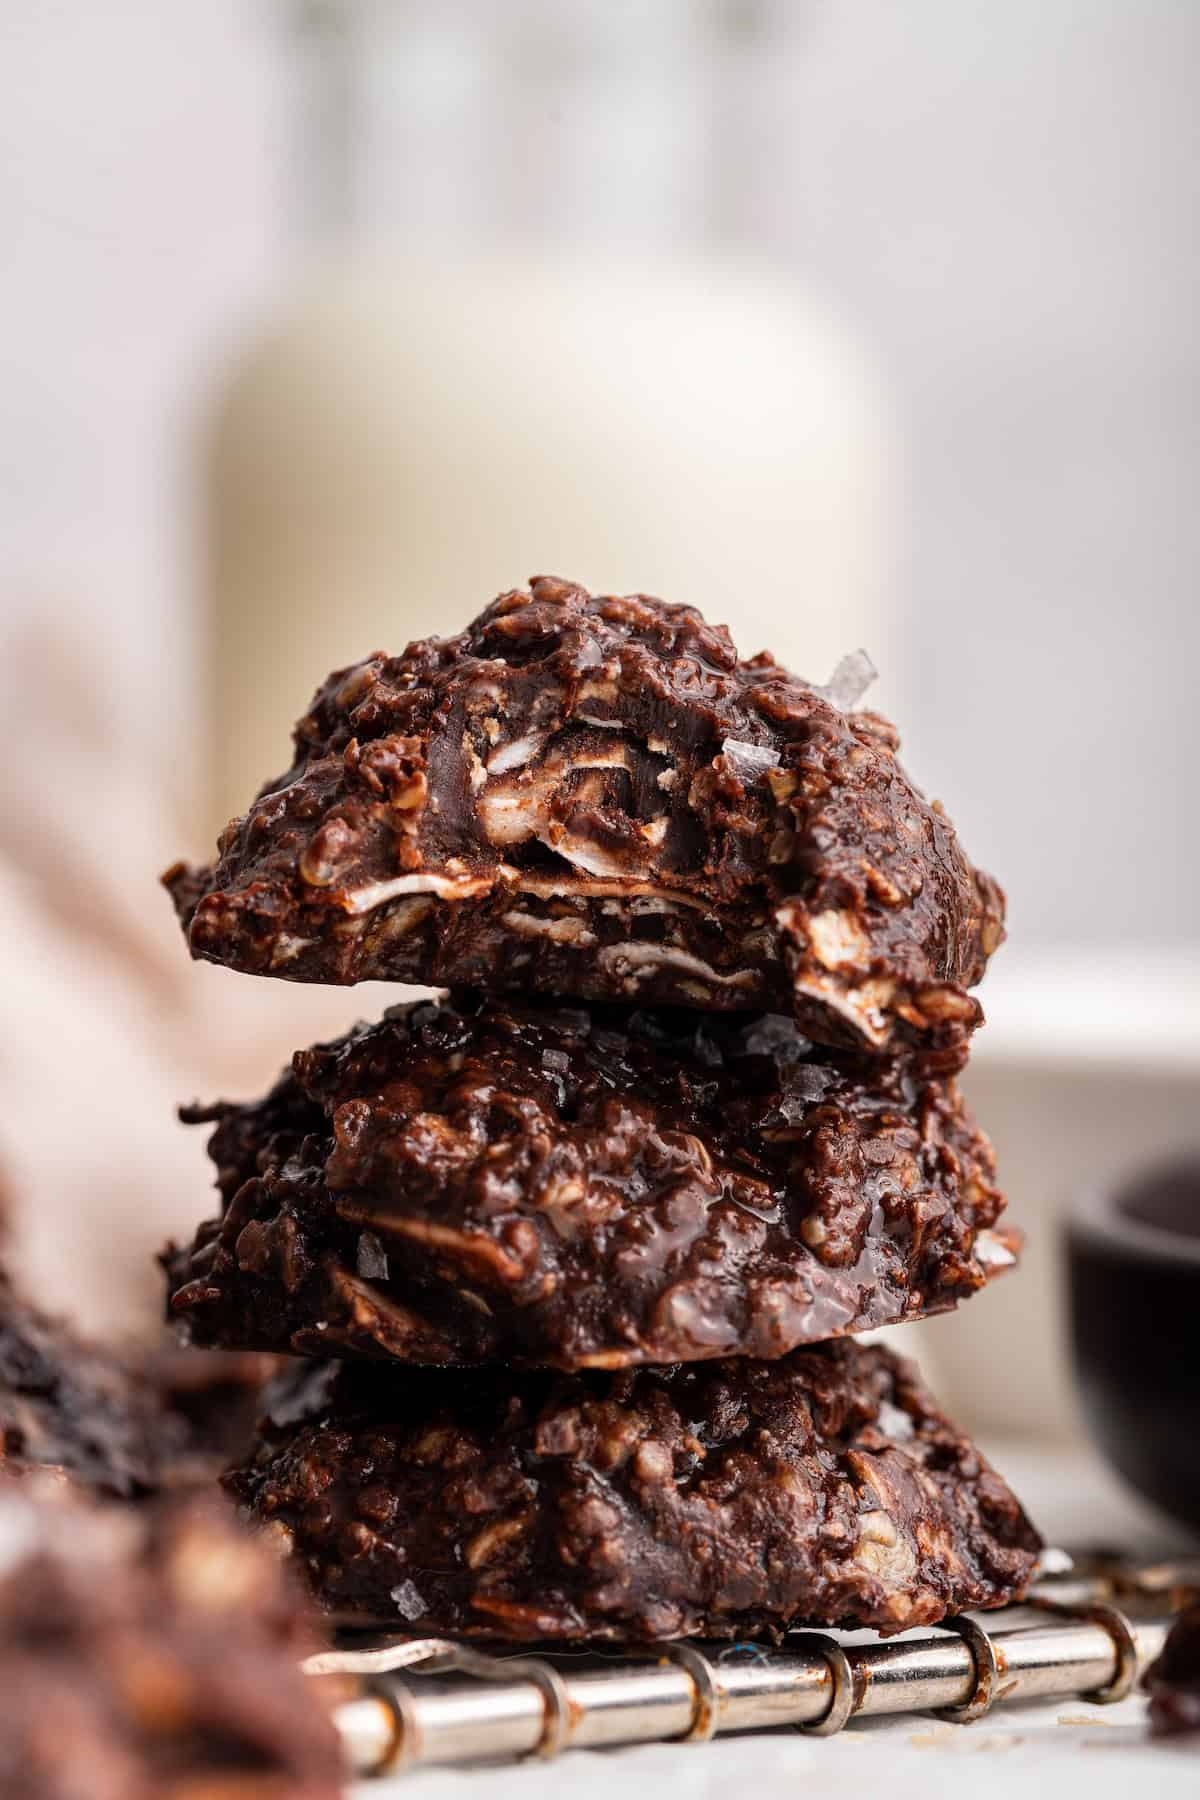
[0,1481,341,1799]
[1145,1603,1200,1736]
[165,578,1004,1053]
[226,1341,1042,1641]
[165,995,1018,1369]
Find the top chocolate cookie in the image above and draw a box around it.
[167,578,1004,1051]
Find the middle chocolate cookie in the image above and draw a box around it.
[166,996,1019,1369]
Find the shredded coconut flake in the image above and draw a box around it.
[485,731,546,775]
[540,833,638,880]
[343,871,491,913]
[597,942,756,988]
[574,713,623,730]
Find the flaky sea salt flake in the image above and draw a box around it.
[356,1232,389,1282]
[390,1579,426,1621]
[820,649,877,711]
[721,737,781,780]
[778,1063,838,1121]
[738,1015,812,1064]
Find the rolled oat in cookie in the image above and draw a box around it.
[165,577,1004,1054]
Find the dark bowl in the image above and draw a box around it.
[1066,1159,1200,1534]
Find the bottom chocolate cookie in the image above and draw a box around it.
[228,1340,1041,1642]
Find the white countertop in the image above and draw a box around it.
[969,945,1200,1073]
[375,1700,1195,1800]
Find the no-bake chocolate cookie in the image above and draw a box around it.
[166,996,1018,1369]
[166,577,1004,1053]
[0,1276,188,1498]
[1,1272,277,1496]
[227,1340,1042,1641]
[1145,1603,1200,1736]
[0,1482,341,1800]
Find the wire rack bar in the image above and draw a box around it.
[308,1555,1199,1776]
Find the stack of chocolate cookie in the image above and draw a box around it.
[164,577,1040,1643]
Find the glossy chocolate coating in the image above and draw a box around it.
[166,996,1017,1369]
[227,1341,1041,1642]
[166,578,1004,1053]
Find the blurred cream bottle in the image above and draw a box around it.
[204,1,898,835]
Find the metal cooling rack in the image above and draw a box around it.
[306,1552,1199,1777]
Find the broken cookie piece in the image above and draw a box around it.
[166,577,1004,1053]
[144,1346,284,1473]
[165,994,1018,1370]
[226,1341,1041,1641]
[0,1269,277,1497]
[1145,1603,1200,1736]
[0,1275,189,1498]
[0,1481,341,1800]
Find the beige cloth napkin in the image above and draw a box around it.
[0,619,405,1342]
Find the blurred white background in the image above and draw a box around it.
[0,2,1197,1441]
